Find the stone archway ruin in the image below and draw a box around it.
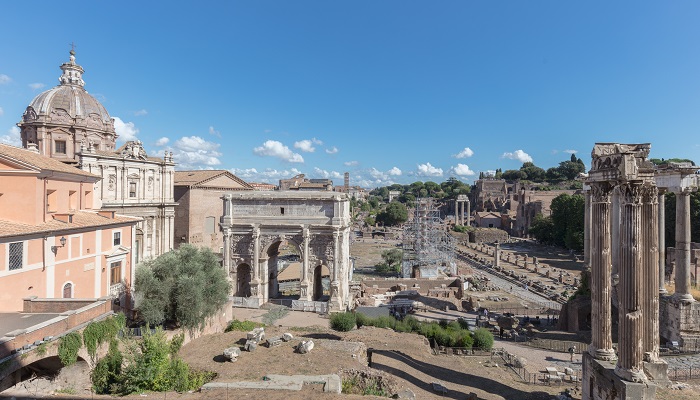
[219,191,351,311]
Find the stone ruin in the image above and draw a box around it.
[582,143,668,399]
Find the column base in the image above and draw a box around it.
[299,280,312,301]
[658,288,668,295]
[590,345,617,361]
[614,365,647,383]
[672,293,696,304]
[328,280,343,312]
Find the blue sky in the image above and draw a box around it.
[2,1,700,188]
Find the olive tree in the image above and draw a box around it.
[135,244,230,333]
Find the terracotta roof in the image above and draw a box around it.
[0,211,140,238]
[174,170,253,189]
[0,144,98,178]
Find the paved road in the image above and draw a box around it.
[0,312,61,338]
[459,253,561,310]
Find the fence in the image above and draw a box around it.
[493,348,581,386]
[667,366,700,381]
[523,338,588,354]
[267,298,328,314]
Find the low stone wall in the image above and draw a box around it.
[361,278,461,297]
[0,298,112,359]
[22,296,99,313]
[660,296,700,351]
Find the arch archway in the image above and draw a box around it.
[312,265,331,301]
[265,239,302,299]
[236,263,252,297]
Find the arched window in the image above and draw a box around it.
[63,282,73,298]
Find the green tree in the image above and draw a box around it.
[135,245,230,333]
[379,248,403,273]
[494,168,503,179]
[529,214,555,244]
[520,162,546,182]
[502,169,527,181]
[556,160,586,180]
[376,202,408,226]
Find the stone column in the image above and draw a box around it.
[611,189,620,279]
[495,242,500,267]
[251,226,262,299]
[642,185,660,362]
[455,199,460,225]
[658,192,667,294]
[222,228,232,277]
[674,189,695,304]
[583,187,591,265]
[615,183,646,382]
[465,199,470,226]
[330,229,342,309]
[589,183,616,361]
[300,226,311,301]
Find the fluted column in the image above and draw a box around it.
[222,228,232,277]
[455,200,460,225]
[466,199,470,226]
[251,225,261,298]
[583,188,591,265]
[674,190,695,303]
[642,185,660,362]
[589,182,616,361]
[615,183,646,382]
[611,189,620,279]
[658,192,667,294]
[329,229,342,309]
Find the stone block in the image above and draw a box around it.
[223,346,241,362]
[295,340,314,354]
[282,332,294,342]
[244,340,258,352]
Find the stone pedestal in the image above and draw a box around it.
[582,352,657,400]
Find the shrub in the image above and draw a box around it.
[91,340,123,394]
[225,319,262,332]
[58,332,82,367]
[355,312,370,328]
[473,327,494,350]
[330,312,356,332]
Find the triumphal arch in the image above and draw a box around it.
[219,191,351,311]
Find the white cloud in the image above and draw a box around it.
[0,107,4,116]
[325,146,339,154]
[28,83,45,90]
[294,139,318,153]
[253,140,304,163]
[0,74,11,84]
[134,109,148,116]
[453,147,474,158]
[501,149,533,163]
[314,167,342,179]
[0,126,21,147]
[155,137,170,146]
[168,136,222,169]
[450,163,476,176]
[209,126,221,137]
[113,117,139,142]
[416,162,443,177]
[344,160,359,167]
[564,149,577,154]
[388,167,402,176]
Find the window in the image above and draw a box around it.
[69,190,77,210]
[113,232,121,246]
[280,207,285,215]
[55,140,67,154]
[110,261,122,286]
[204,216,216,234]
[8,242,23,270]
[129,182,137,198]
[46,190,57,213]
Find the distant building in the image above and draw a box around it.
[0,144,139,312]
[174,170,253,253]
[248,182,277,191]
[474,211,503,229]
[17,50,175,263]
[279,174,333,191]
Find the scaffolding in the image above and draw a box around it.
[402,197,456,278]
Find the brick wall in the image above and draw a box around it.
[22,297,98,313]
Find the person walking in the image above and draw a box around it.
[569,345,576,362]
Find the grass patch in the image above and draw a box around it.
[262,306,289,326]
[225,320,264,332]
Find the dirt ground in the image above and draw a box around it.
[3,238,700,400]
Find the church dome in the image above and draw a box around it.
[22,50,113,128]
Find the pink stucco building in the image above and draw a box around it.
[0,143,139,312]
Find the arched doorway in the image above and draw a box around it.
[62,282,73,298]
[312,265,331,301]
[236,264,252,297]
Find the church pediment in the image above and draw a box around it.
[119,140,148,160]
